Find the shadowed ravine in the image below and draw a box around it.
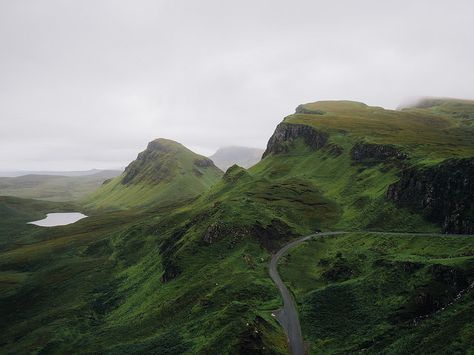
[269,230,474,355]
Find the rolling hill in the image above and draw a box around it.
[0,170,121,202]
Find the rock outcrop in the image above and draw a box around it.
[351,142,407,163]
[262,123,328,158]
[222,165,250,183]
[121,139,176,185]
[387,158,474,234]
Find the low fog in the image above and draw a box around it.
[1,0,473,170]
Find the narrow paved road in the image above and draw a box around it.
[269,230,473,355]
[269,231,345,355]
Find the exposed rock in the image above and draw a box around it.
[102,178,113,186]
[373,259,423,274]
[428,264,469,290]
[295,104,325,115]
[223,165,250,183]
[253,219,295,252]
[121,140,175,185]
[322,261,355,282]
[192,168,203,177]
[202,218,294,252]
[262,123,328,158]
[236,315,282,354]
[326,144,344,157]
[392,264,470,323]
[351,142,407,163]
[387,158,474,234]
[202,221,249,245]
[194,157,215,168]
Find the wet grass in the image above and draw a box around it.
[279,233,474,354]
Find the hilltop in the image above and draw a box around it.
[85,138,223,209]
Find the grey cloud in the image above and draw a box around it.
[1,0,473,170]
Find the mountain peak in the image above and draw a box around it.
[86,138,222,209]
[146,138,185,152]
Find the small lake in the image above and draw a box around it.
[28,213,88,227]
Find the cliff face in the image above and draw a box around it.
[121,139,176,185]
[387,158,474,234]
[351,142,407,163]
[262,123,328,158]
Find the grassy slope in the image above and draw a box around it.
[1,99,473,354]
[0,171,120,202]
[85,139,223,210]
[0,198,291,354]
[279,233,474,354]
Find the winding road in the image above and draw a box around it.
[269,231,345,355]
[269,230,473,355]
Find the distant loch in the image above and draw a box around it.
[28,213,88,227]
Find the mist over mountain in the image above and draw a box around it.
[0,170,121,202]
[1,1,474,352]
[0,169,122,178]
[209,146,264,171]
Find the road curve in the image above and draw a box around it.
[269,231,345,355]
[268,230,473,354]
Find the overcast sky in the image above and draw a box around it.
[1,0,473,170]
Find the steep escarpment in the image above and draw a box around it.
[387,158,474,234]
[85,138,223,209]
[262,122,328,158]
[351,142,408,164]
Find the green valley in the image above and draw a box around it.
[0,98,473,354]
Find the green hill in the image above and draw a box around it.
[255,99,474,233]
[85,138,223,209]
[1,99,473,354]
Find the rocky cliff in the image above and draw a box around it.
[262,123,328,158]
[351,142,407,163]
[387,158,474,234]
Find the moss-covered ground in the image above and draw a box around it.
[279,233,474,354]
